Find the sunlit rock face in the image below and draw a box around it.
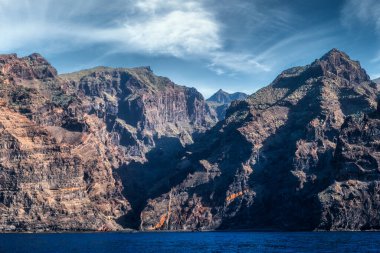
[0,54,216,232]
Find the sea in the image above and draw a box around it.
[0,232,379,252]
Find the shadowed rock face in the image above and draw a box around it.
[318,108,380,230]
[0,55,216,232]
[140,49,380,231]
[206,90,248,120]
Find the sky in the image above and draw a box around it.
[0,0,380,98]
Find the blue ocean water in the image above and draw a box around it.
[0,232,379,253]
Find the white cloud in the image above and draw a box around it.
[0,0,268,75]
[120,8,221,57]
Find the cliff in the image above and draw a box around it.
[2,49,380,232]
[0,54,216,231]
[140,49,380,231]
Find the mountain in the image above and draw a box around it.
[140,49,380,231]
[374,77,380,84]
[206,89,248,120]
[1,49,380,232]
[0,53,216,231]
[207,89,248,104]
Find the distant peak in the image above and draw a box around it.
[207,89,247,104]
[215,89,228,94]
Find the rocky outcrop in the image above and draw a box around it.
[140,49,380,231]
[206,89,248,120]
[0,54,216,231]
[318,108,380,230]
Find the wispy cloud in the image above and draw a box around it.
[341,0,380,64]
[210,52,270,73]
[341,0,380,33]
[0,0,269,75]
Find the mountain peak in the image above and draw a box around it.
[247,49,374,112]
[207,89,247,104]
[315,49,370,83]
[322,48,348,58]
[319,48,352,66]
[214,89,228,95]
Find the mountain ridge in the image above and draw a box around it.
[1,49,380,232]
[140,48,380,231]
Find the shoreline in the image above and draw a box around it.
[2,228,380,234]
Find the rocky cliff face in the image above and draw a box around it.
[318,108,380,230]
[0,54,215,231]
[61,66,216,161]
[140,49,380,231]
[206,89,248,120]
[0,54,131,231]
[2,49,380,232]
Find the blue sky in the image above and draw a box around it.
[0,0,379,97]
